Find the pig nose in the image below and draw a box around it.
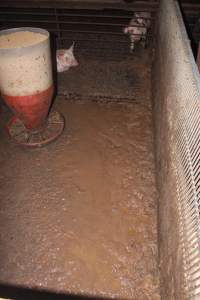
[73,60,78,66]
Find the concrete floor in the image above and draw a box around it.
[0,50,160,300]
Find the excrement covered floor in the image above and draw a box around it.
[0,50,160,300]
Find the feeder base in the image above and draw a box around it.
[6,111,65,148]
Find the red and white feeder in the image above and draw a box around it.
[0,27,64,147]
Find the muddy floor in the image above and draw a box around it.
[0,50,160,300]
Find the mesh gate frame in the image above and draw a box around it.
[154,0,200,299]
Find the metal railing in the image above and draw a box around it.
[0,5,156,54]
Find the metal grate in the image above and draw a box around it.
[0,1,199,56]
[0,6,156,56]
[155,0,200,298]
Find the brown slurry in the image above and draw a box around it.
[0,48,160,299]
[0,98,160,299]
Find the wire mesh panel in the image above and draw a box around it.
[0,5,156,57]
[154,0,200,299]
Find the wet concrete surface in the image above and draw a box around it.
[0,50,160,300]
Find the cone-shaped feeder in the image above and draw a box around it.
[0,27,64,147]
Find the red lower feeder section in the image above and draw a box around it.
[2,85,54,130]
[2,85,65,147]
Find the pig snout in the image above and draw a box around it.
[123,26,136,35]
[71,59,79,67]
[123,27,129,34]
